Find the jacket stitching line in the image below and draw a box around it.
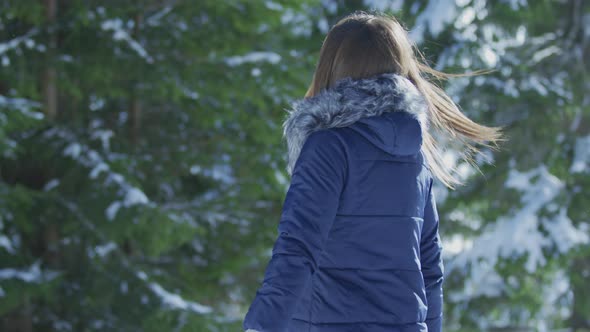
[320,266,421,272]
[291,317,430,326]
[335,213,421,218]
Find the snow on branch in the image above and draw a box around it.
[146,5,174,26]
[224,52,281,67]
[447,164,589,300]
[451,165,588,274]
[0,261,60,284]
[570,135,590,173]
[105,187,150,221]
[57,197,212,316]
[0,234,15,254]
[0,28,39,56]
[363,0,404,12]
[101,19,154,64]
[409,0,458,45]
[50,128,151,221]
[0,95,44,119]
[136,270,213,314]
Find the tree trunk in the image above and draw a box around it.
[130,97,141,145]
[2,297,33,332]
[2,2,63,331]
[569,255,590,329]
[42,0,58,120]
[129,12,144,145]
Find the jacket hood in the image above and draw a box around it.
[282,72,429,175]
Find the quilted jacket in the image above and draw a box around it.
[242,72,445,332]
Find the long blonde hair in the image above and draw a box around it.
[305,11,505,189]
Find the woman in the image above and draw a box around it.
[243,11,503,332]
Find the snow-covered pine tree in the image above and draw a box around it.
[0,0,320,330]
[386,0,590,330]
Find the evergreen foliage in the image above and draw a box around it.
[1,0,588,331]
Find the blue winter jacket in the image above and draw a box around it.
[243,72,444,332]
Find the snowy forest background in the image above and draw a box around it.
[0,0,588,331]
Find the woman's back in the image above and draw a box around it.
[288,73,443,331]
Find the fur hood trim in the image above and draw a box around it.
[282,72,429,175]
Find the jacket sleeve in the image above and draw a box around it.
[243,129,347,332]
[421,177,444,332]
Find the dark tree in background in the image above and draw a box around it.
[0,0,588,331]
